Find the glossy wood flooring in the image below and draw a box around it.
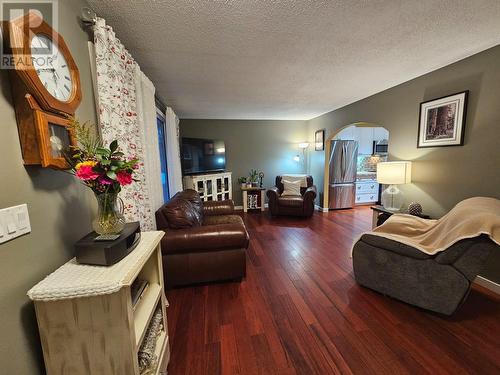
[166,207,500,375]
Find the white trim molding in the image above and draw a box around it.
[473,276,500,295]
[315,205,329,212]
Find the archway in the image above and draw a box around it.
[322,122,389,209]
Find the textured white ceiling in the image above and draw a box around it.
[86,0,500,120]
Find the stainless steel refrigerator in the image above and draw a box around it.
[328,140,358,209]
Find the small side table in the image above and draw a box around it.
[242,187,266,212]
[370,205,430,228]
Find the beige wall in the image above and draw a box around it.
[307,45,500,284]
[0,1,97,373]
[179,119,308,206]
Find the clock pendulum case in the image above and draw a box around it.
[5,11,82,169]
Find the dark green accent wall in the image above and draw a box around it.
[179,119,308,206]
[307,45,500,283]
[0,1,97,372]
[308,45,500,217]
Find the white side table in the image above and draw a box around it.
[242,187,266,212]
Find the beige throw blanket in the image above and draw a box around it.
[355,197,500,255]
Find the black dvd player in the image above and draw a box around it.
[75,222,141,266]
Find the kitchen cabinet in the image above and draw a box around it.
[334,126,388,155]
[357,127,374,155]
[355,180,379,204]
[373,127,389,141]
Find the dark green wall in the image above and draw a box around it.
[307,45,500,284]
[179,119,308,206]
[0,1,97,373]
[307,45,500,218]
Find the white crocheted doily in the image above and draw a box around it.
[27,231,163,301]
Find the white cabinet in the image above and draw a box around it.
[355,180,379,204]
[373,127,389,142]
[242,188,266,213]
[28,232,170,375]
[357,127,374,155]
[183,172,232,202]
[334,126,388,155]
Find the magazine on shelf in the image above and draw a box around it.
[131,279,149,309]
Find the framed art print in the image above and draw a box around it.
[315,129,325,151]
[417,91,468,148]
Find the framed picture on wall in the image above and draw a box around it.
[315,129,325,151]
[417,91,468,148]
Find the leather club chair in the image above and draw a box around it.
[155,189,249,287]
[266,175,317,217]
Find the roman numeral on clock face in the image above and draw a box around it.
[31,34,73,102]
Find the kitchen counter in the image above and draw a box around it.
[356,171,376,181]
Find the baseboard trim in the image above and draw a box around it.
[235,204,268,211]
[474,276,500,295]
[315,205,329,212]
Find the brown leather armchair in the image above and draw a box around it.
[267,176,317,217]
[155,189,249,287]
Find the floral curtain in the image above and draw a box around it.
[93,17,158,230]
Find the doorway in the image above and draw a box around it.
[323,122,390,209]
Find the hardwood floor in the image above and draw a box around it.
[166,207,500,375]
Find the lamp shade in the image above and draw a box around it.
[377,161,412,185]
[298,142,309,149]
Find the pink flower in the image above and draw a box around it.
[116,170,133,186]
[98,176,113,185]
[75,164,100,181]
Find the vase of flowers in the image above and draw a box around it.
[66,119,138,235]
[92,191,125,234]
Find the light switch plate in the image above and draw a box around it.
[0,204,31,244]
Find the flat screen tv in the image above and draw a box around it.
[181,137,226,175]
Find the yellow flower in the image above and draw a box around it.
[75,160,97,170]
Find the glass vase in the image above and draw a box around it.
[93,192,125,235]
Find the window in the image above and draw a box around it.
[156,108,170,202]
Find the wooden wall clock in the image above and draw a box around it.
[6,11,82,169]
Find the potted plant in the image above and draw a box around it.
[65,119,139,235]
[248,169,259,187]
[238,176,247,189]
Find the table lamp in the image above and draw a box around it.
[376,161,412,211]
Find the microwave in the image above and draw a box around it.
[373,140,388,155]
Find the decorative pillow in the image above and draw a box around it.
[282,179,302,196]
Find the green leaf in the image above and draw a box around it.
[96,147,110,156]
[100,159,111,166]
[106,171,116,180]
[109,140,118,153]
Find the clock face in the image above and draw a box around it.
[31,34,73,102]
